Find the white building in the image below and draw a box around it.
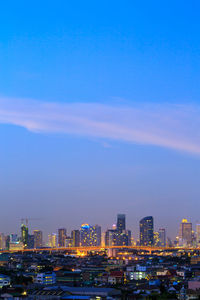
[34,272,56,285]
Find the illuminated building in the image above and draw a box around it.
[58,228,66,247]
[33,230,43,248]
[80,224,101,246]
[154,231,159,246]
[105,214,131,246]
[27,234,34,249]
[117,214,126,232]
[140,216,154,246]
[105,229,131,246]
[48,233,57,248]
[10,234,18,243]
[65,237,72,247]
[179,219,192,246]
[105,229,117,246]
[0,234,5,250]
[196,224,200,246]
[34,272,56,285]
[9,241,24,251]
[158,228,166,247]
[91,225,101,246]
[71,230,80,247]
[21,223,28,247]
[5,236,10,250]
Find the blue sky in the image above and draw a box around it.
[1,1,200,239]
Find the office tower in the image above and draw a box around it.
[140,216,154,246]
[154,232,159,246]
[33,230,43,248]
[80,224,90,246]
[117,214,126,232]
[27,234,34,249]
[21,223,28,247]
[158,228,166,247]
[91,225,101,246]
[71,230,80,247]
[48,234,57,248]
[80,224,101,246]
[179,219,192,246]
[0,234,5,250]
[115,230,131,246]
[10,234,18,243]
[5,236,10,250]
[105,229,117,246]
[58,228,67,247]
[196,224,200,246]
[65,237,72,247]
[105,228,131,246]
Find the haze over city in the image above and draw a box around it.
[1,1,200,240]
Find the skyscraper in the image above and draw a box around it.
[58,228,66,247]
[71,230,80,247]
[196,224,200,246]
[80,224,101,246]
[105,229,117,246]
[48,233,57,248]
[27,234,34,249]
[105,214,131,247]
[21,223,28,247]
[33,230,43,248]
[140,216,154,246]
[179,219,192,246]
[117,214,126,232]
[91,225,101,246]
[0,234,5,250]
[158,228,166,247]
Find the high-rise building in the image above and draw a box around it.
[80,224,101,246]
[27,234,34,249]
[154,231,159,246]
[179,219,192,246]
[196,224,200,246]
[33,230,43,248]
[105,214,131,247]
[21,223,28,247]
[117,214,126,232]
[10,234,18,243]
[105,229,117,246]
[48,234,57,248]
[105,229,131,247]
[140,216,154,246]
[65,237,72,247]
[158,228,166,247]
[0,234,5,250]
[91,225,101,246]
[58,228,67,247]
[71,230,80,247]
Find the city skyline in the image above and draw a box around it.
[0,214,198,244]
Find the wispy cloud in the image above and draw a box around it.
[0,97,200,155]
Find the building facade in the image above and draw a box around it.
[58,228,67,247]
[140,216,154,246]
[71,230,80,247]
[80,224,101,246]
[33,230,43,248]
[179,219,192,246]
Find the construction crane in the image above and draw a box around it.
[21,218,42,227]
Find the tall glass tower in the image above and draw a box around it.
[140,216,154,246]
[117,214,126,232]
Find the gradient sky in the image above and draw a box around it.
[1,1,200,240]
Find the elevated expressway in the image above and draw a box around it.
[2,245,199,254]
